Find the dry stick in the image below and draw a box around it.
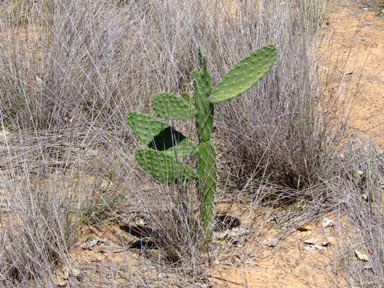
[210,275,244,287]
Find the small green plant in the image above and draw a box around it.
[127,45,278,241]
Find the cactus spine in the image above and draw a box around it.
[127,45,278,241]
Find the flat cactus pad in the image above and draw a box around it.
[209,45,278,104]
[135,148,196,184]
[152,92,196,120]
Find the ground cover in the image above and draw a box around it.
[0,0,383,287]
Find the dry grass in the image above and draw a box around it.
[0,0,383,287]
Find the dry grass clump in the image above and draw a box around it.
[213,0,344,191]
[0,128,134,286]
[0,0,383,287]
[332,144,384,286]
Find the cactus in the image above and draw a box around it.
[127,112,169,145]
[135,148,196,184]
[152,92,196,120]
[127,45,278,242]
[126,111,197,157]
[210,45,278,104]
[194,69,213,142]
[197,141,216,235]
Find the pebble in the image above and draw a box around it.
[322,218,335,228]
[264,238,279,247]
[297,225,311,231]
[82,238,109,250]
[305,244,323,252]
[304,238,317,245]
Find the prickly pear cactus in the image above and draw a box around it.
[152,92,196,120]
[127,112,168,145]
[135,148,196,184]
[210,45,278,104]
[127,111,197,157]
[127,44,277,242]
[194,69,213,142]
[197,141,217,237]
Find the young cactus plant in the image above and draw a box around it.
[127,44,278,241]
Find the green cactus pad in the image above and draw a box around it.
[127,112,169,145]
[152,92,196,120]
[127,112,197,157]
[135,148,196,184]
[209,45,278,104]
[161,138,198,157]
[194,69,213,142]
[197,141,217,234]
[147,126,198,156]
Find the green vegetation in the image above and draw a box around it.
[127,45,277,240]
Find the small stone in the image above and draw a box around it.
[355,249,369,261]
[297,225,311,231]
[326,237,336,245]
[357,170,364,176]
[85,149,99,157]
[305,244,323,252]
[322,218,335,228]
[82,238,108,250]
[82,238,100,250]
[304,238,317,245]
[322,241,330,247]
[136,217,146,226]
[264,238,279,247]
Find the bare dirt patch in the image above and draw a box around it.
[325,0,384,149]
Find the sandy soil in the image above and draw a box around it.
[324,0,384,149]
